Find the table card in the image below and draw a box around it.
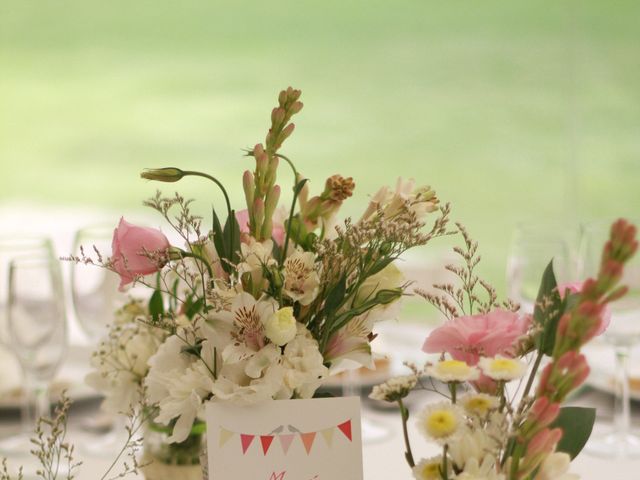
[206,397,363,480]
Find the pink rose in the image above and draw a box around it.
[111,218,171,290]
[422,309,530,366]
[556,282,611,335]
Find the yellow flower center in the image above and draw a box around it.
[465,397,492,414]
[490,358,519,373]
[420,462,441,479]
[425,410,458,438]
[438,360,472,376]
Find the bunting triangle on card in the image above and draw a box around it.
[300,432,316,454]
[321,427,334,447]
[337,420,352,441]
[260,435,275,455]
[241,434,255,454]
[219,428,234,447]
[279,434,295,454]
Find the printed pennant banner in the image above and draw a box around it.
[217,419,354,456]
[207,397,363,480]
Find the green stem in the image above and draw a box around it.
[178,250,214,279]
[182,171,232,218]
[398,399,415,468]
[275,153,299,180]
[522,351,544,400]
[280,178,308,267]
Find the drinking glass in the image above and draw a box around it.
[71,224,122,342]
[0,236,55,453]
[581,220,640,458]
[1,255,67,456]
[506,223,576,314]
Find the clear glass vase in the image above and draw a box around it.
[141,420,205,480]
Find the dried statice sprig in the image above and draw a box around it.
[30,392,81,480]
[0,459,23,480]
[416,222,518,320]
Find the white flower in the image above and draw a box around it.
[282,249,320,306]
[86,320,163,414]
[426,359,480,383]
[211,359,285,405]
[264,307,298,346]
[280,326,328,398]
[145,335,216,443]
[369,375,418,402]
[215,292,278,358]
[537,453,579,480]
[453,455,504,480]
[354,263,404,308]
[459,393,500,417]
[478,355,526,381]
[448,427,499,471]
[324,315,375,370]
[362,178,438,222]
[237,238,276,289]
[417,401,464,444]
[412,456,446,480]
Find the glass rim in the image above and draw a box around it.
[8,254,60,269]
[0,235,53,251]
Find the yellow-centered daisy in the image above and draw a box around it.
[460,392,500,417]
[426,359,480,383]
[417,401,463,443]
[478,355,527,381]
[412,456,447,480]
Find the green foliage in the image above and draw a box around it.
[534,261,563,356]
[551,406,596,460]
[148,289,164,323]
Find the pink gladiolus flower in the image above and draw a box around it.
[529,397,560,428]
[111,218,171,290]
[422,309,530,366]
[557,282,611,335]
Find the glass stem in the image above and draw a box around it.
[614,346,632,437]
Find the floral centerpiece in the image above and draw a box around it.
[370,220,638,480]
[77,87,451,476]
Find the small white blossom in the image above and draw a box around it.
[264,307,298,346]
[459,393,500,417]
[412,456,446,480]
[426,359,480,383]
[282,249,320,306]
[417,401,464,444]
[369,375,418,402]
[478,355,526,381]
[537,453,580,480]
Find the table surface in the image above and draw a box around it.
[2,387,640,479]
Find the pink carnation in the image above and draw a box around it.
[422,309,530,366]
[556,282,610,336]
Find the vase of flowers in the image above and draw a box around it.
[76,86,451,473]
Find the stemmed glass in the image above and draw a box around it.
[581,220,640,458]
[71,224,126,454]
[0,236,56,454]
[0,255,67,456]
[506,223,576,313]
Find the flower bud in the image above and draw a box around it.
[243,170,255,209]
[253,198,265,230]
[265,307,297,346]
[140,167,184,182]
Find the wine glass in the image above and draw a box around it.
[507,223,576,313]
[71,224,122,342]
[71,224,128,454]
[0,255,67,457]
[0,236,55,452]
[581,220,640,458]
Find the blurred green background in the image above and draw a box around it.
[1,0,639,297]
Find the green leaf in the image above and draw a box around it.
[368,256,396,276]
[185,297,204,319]
[211,206,227,272]
[149,289,164,323]
[551,406,596,459]
[324,276,347,319]
[223,210,241,266]
[534,260,563,356]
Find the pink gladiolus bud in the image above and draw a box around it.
[536,363,555,398]
[527,428,563,458]
[529,398,560,427]
[111,218,171,291]
[243,170,255,208]
[557,282,611,336]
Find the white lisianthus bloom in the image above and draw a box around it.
[412,456,447,480]
[264,307,298,346]
[537,453,579,480]
[369,375,418,402]
[86,321,164,414]
[478,356,527,381]
[354,263,404,309]
[145,335,216,443]
[417,401,464,444]
[448,427,500,471]
[280,326,328,398]
[282,249,320,305]
[426,359,480,383]
[459,393,500,417]
[453,455,505,480]
[211,360,285,405]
